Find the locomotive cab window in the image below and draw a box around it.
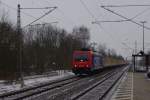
[74,54,88,62]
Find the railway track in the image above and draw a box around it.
[26,66,126,100]
[50,67,127,100]
[0,76,79,100]
[0,65,127,100]
[0,68,112,100]
[24,68,115,100]
[72,66,128,100]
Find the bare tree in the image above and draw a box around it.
[97,43,107,56]
[0,11,19,80]
[72,26,90,48]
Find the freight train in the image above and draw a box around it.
[72,49,104,75]
[72,49,125,75]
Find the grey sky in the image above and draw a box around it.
[1,0,150,58]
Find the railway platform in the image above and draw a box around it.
[133,72,150,100]
[109,70,150,100]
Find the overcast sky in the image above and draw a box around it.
[1,0,150,58]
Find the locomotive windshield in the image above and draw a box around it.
[74,54,88,62]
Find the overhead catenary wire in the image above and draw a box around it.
[121,42,134,50]
[79,0,120,45]
[95,0,122,42]
[130,7,150,20]
[101,5,150,8]
[92,19,130,23]
[102,4,150,20]
[0,1,44,23]
[101,6,150,30]
[57,8,76,26]
[24,7,57,28]
[21,7,56,10]
[79,0,104,29]
[41,0,77,26]
[42,0,52,5]
[1,1,58,27]
[0,1,17,11]
[93,1,143,54]
[93,6,150,24]
[79,0,118,41]
[79,0,96,19]
[100,5,150,53]
[79,0,146,54]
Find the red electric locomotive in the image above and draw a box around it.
[72,49,103,75]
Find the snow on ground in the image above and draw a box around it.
[0,70,74,95]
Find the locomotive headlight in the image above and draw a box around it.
[74,65,77,67]
[86,65,89,67]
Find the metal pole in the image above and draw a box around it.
[16,4,57,87]
[141,21,146,53]
[135,41,137,54]
[143,22,144,53]
[17,4,24,87]
[133,55,135,72]
[17,4,21,34]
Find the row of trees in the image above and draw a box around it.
[0,11,124,80]
[0,14,19,80]
[23,24,90,75]
[0,13,91,80]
